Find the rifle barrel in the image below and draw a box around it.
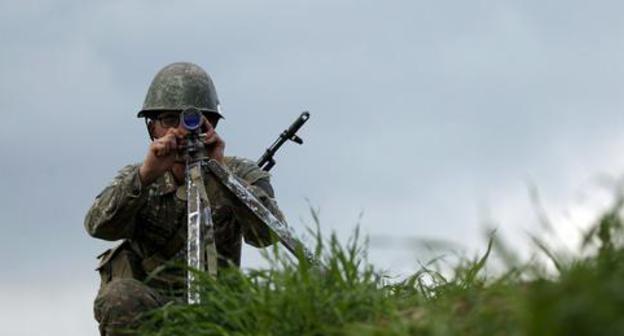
[257,111,310,171]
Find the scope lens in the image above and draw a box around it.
[181,108,202,131]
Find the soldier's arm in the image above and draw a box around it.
[84,164,147,241]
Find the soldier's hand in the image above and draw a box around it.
[139,128,184,186]
[202,118,225,164]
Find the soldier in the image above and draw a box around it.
[84,62,283,335]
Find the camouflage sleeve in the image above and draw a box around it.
[84,164,147,241]
[225,157,286,248]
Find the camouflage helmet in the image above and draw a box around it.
[137,62,223,120]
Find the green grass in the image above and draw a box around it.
[136,201,624,336]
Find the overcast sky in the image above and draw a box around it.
[1,1,624,335]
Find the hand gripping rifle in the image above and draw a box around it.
[181,108,313,304]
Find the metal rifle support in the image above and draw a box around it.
[182,108,218,305]
[182,108,316,305]
[258,111,310,172]
[205,160,316,262]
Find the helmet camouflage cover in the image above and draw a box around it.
[138,62,223,120]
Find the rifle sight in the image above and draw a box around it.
[181,107,203,132]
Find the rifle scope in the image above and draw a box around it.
[181,107,203,131]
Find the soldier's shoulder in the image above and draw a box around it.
[224,156,270,184]
[118,162,142,174]
[105,163,141,186]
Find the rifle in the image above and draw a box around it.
[181,108,313,304]
[258,111,310,171]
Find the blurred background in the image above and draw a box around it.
[1,0,623,334]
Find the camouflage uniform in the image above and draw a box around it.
[85,156,283,335]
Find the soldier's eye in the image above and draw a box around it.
[158,115,180,128]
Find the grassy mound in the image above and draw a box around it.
[137,204,624,336]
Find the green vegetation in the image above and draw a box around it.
[138,201,624,336]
